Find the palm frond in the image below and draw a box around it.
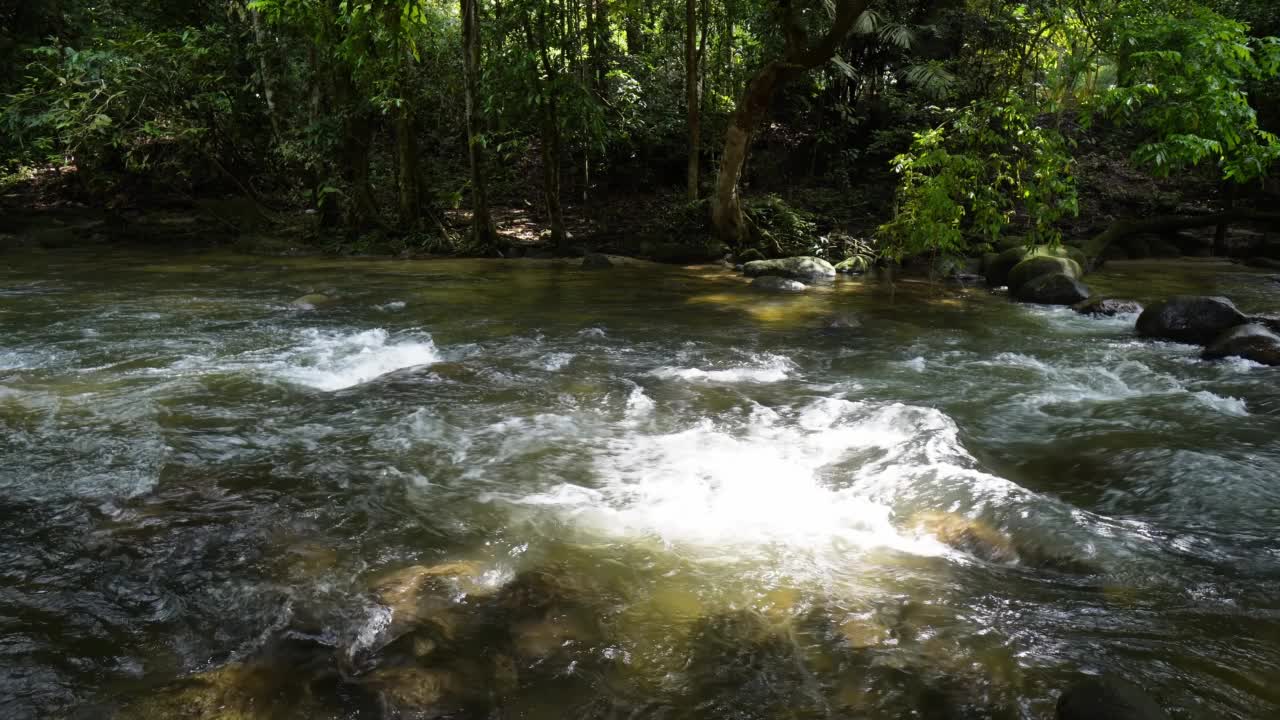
[855,10,882,35]
[902,62,956,99]
[878,23,917,49]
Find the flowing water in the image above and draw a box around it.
[2,251,1279,719]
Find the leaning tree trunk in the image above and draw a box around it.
[710,0,872,245]
[461,0,496,247]
[712,65,787,244]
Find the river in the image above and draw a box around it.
[2,250,1278,718]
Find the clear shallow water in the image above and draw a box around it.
[1,251,1279,718]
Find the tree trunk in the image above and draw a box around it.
[712,65,784,243]
[248,8,284,144]
[625,14,643,55]
[1214,183,1235,257]
[528,8,568,252]
[592,0,609,92]
[685,0,700,201]
[710,0,872,244]
[333,68,383,231]
[461,0,496,247]
[540,116,567,252]
[394,107,421,228]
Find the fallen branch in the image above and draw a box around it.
[1084,210,1280,258]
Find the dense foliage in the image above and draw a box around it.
[2,0,1277,260]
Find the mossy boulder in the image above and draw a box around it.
[1202,324,1280,366]
[1014,272,1090,305]
[1136,295,1247,345]
[986,245,1084,287]
[743,256,836,282]
[833,257,869,274]
[1007,256,1083,294]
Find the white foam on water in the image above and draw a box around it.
[981,354,1251,416]
[535,352,575,371]
[900,356,927,372]
[1191,391,1248,416]
[624,386,655,420]
[262,328,441,391]
[376,300,407,312]
[651,353,795,384]
[506,398,1039,567]
[578,327,607,338]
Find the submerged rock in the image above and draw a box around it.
[118,638,371,719]
[1202,324,1280,366]
[291,293,331,308]
[1056,676,1170,720]
[359,666,462,716]
[581,253,613,269]
[510,609,599,659]
[1136,295,1247,345]
[1244,256,1280,270]
[1074,298,1144,316]
[912,511,1018,564]
[819,313,863,332]
[1013,272,1090,305]
[751,276,807,293]
[1007,256,1083,294]
[743,256,836,282]
[369,561,487,650]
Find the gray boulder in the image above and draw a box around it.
[751,276,807,293]
[1136,295,1247,345]
[582,253,613,269]
[1074,298,1144,316]
[1057,676,1169,720]
[1014,273,1090,305]
[743,256,836,283]
[1249,314,1280,334]
[1202,324,1280,366]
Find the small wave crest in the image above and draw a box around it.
[265,328,440,391]
[651,353,795,383]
